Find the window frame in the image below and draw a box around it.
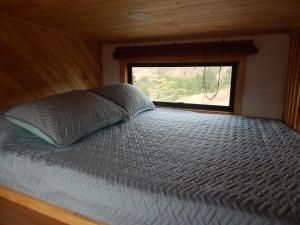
[127,62,239,112]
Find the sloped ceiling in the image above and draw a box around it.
[0,17,102,109]
[0,0,300,42]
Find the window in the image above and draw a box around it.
[128,62,238,112]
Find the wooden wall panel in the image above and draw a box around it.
[0,17,102,109]
[283,30,300,132]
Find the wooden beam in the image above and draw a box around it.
[0,197,67,225]
[102,29,289,44]
[0,186,108,225]
[283,30,300,133]
[113,40,258,59]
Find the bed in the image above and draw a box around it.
[0,106,300,225]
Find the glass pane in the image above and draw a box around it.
[132,66,232,106]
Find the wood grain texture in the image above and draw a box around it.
[284,30,300,132]
[0,197,67,225]
[0,186,107,225]
[0,17,102,109]
[0,0,299,42]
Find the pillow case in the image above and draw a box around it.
[4,90,127,147]
[90,84,155,117]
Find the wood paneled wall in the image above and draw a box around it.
[0,17,102,109]
[284,30,300,132]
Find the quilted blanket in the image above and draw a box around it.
[0,108,300,225]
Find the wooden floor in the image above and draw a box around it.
[0,197,67,225]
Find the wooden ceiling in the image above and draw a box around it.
[0,0,300,42]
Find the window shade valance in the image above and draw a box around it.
[113,40,258,59]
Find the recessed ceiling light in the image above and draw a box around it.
[128,12,151,21]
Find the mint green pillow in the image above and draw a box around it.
[90,84,155,117]
[5,90,127,147]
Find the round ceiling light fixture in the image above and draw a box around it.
[128,12,151,21]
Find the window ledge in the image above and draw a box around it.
[156,106,234,115]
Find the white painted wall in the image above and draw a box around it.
[102,45,122,85]
[241,35,289,119]
[101,34,290,119]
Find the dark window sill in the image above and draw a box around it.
[153,101,234,113]
[156,105,234,115]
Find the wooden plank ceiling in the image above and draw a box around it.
[0,17,102,109]
[0,0,300,42]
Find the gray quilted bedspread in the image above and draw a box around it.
[0,108,300,225]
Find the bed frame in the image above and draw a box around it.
[0,185,108,225]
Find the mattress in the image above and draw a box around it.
[0,108,300,225]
